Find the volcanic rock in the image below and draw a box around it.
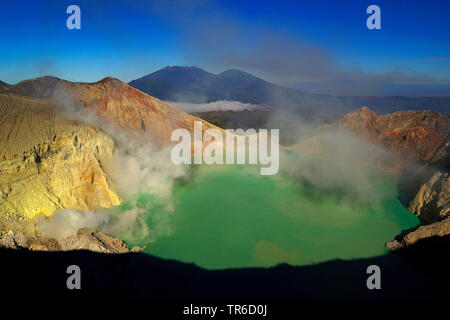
[0,76,219,143]
[408,171,450,223]
[338,107,450,164]
[0,76,222,253]
[297,107,450,248]
[385,217,450,251]
[0,227,141,253]
[0,93,121,219]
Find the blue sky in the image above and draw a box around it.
[0,0,449,84]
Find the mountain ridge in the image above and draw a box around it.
[0,76,220,225]
[0,75,220,142]
[129,66,450,116]
[288,79,450,97]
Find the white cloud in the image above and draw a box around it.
[167,100,263,112]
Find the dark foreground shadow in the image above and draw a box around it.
[0,235,449,302]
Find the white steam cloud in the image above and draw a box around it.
[167,100,263,112]
[38,209,109,239]
[36,85,188,242]
[38,196,174,242]
[281,125,403,206]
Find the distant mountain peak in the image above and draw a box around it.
[161,65,205,72]
[96,76,124,85]
[1,76,130,98]
[127,66,450,115]
[132,66,214,84]
[98,76,119,82]
[153,66,211,76]
[128,66,276,104]
[18,75,63,84]
[219,69,254,76]
[359,106,375,113]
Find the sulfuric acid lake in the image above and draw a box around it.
[121,154,419,270]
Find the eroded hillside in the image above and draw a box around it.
[0,77,220,240]
[296,106,450,248]
[0,94,120,221]
[0,76,219,143]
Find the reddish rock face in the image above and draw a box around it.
[291,106,450,248]
[0,76,222,222]
[338,107,450,164]
[318,107,450,245]
[0,76,220,145]
[295,107,450,174]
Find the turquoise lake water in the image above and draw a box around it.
[119,154,419,270]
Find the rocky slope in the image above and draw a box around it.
[0,76,220,249]
[339,108,450,231]
[298,106,450,248]
[337,107,450,165]
[0,93,120,220]
[0,76,219,143]
[129,66,450,115]
[385,217,450,251]
[298,107,449,168]
[386,170,450,250]
[0,227,143,253]
[407,171,450,223]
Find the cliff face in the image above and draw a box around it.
[342,107,450,229]
[0,227,143,253]
[386,171,450,251]
[300,107,450,166]
[0,94,121,220]
[342,108,450,234]
[0,76,219,143]
[385,217,450,251]
[298,106,450,248]
[338,107,450,165]
[0,77,220,243]
[408,171,450,223]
